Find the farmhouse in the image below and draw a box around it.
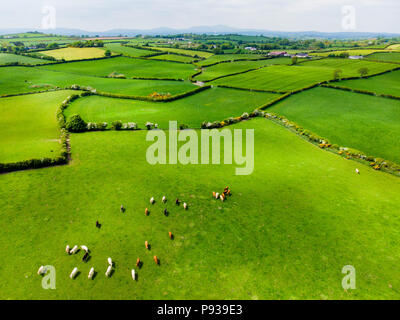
[244,46,257,51]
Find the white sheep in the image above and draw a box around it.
[131,269,136,281]
[183,202,188,210]
[37,266,45,275]
[105,265,112,277]
[65,245,70,254]
[81,245,89,252]
[150,197,155,204]
[162,196,167,203]
[108,257,113,266]
[355,168,360,174]
[215,192,220,199]
[88,267,95,279]
[70,267,78,279]
[70,245,78,254]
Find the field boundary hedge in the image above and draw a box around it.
[0,92,83,174]
[0,53,123,67]
[321,83,400,100]
[262,112,400,177]
[194,65,269,83]
[66,84,211,102]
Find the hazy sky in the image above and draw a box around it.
[0,0,399,33]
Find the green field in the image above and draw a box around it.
[38,56,196,79]
[195,59,297,82]
[366,52,400,63]
[0,53,54,65]
[196,54,268,67]
[2,32,400,300]
[309,49,388,57]
[0,91,76,163]
[212,59,399,92]
[39,47,109,61]
[65,87,280,128]
[1,119,400,299]
[104,43,155,57]
[148,54,195,63]
[267,87,400,163]
[143,46,214,58]
[335,70,400,97]
[0,66,196,97]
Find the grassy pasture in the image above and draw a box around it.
[143,46,214,58]
[213,59,399,92]
[104,43,155,57]
[366,52,400,63]
[1,119,400,299]
[309,49,388,57]
[196,54,268,67]
[0,53,54,65]
[195,58,299,82]
[386,44,400,50]
[300,58,399,75]
[38,57,196,79]
[65,87,280,128]
[0,91,77,163]
[148,54,195,63]
[336,69,400,97]
[0,67,196,97]
[39,48,109,61]
[212,64,331,91]
[268,87,400,163]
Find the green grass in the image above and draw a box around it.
[335,69,400,97]
[0,91,77,163]
[309,49,388,57]
[148,54,195,63]
[366,52,400,63]
[195,59,297,82]
[212,59,399,92]
[38,56,196,79]
[301,58,399,75]
[104,43,155,57]
[267,87,400,163]
[1,118,400,299]
[0,66,196,97]
[143,46,213,58]
[0,53,54,65]
[65,87,280,128]
[196,54,269,67]
[39,48,109,61]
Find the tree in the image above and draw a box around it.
[358,67,369,77]
[104,49,111,57]
[291,56,298,65]
[66,114,87,132]
[333,69,342,80]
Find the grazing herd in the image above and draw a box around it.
[37,190,231,283]
[213,186,232,202]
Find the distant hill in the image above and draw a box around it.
[0,26,399,39]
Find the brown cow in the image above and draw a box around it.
[145,241,149,249]
[153,256,159,265]
[145,208,149,215]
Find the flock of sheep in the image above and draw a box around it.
[37,194,191,282]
